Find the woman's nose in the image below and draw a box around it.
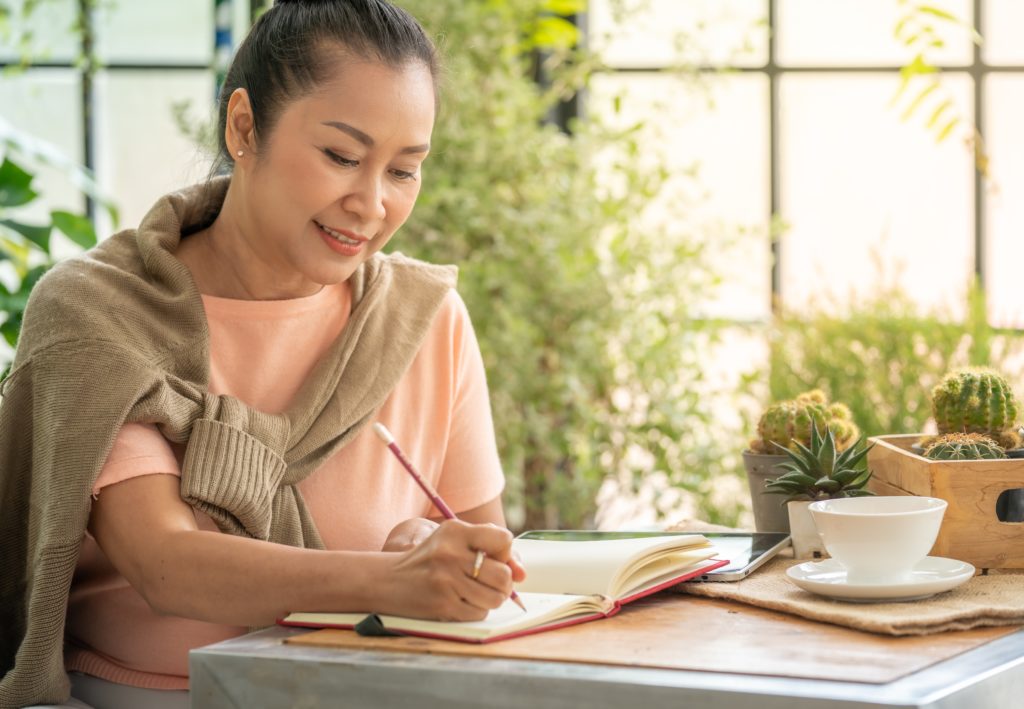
[343,173,386,223]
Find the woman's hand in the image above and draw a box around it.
[379,519,526,622]
[382,517,439,552]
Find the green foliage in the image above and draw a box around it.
[892,1,988,176]
[923,432,1006,461]
[764,278,1024,458]
[0,0,114,373]
[751,389,860,455]
[767,283,1009,438]
[0,0,105,72]
[0,151,98,357]
[764,424,874,503]
[392,0,732,529]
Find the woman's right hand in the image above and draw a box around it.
[380,519,519,621]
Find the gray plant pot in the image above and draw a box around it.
[743,450,791,533]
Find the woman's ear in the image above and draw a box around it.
[225,88,256,158]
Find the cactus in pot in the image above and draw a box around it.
[744,389,862,533]
[764,425,875,502]
[764,424,874,558]
[921,372,1024,524]
[749,389,860,455]
[923,432,1007,460]
[924,369,1022,451]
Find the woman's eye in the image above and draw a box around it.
[391,169,418,182]
[324,149,357,167]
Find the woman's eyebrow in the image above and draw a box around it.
[321,120,430,154]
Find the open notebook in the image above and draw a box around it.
[280,534,726,643]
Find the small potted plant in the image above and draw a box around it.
[917,368,1022,453]
[764,424,875,558]
[868,368,1024,569]
[921,432,1023,523]
[922,432,1007,460]
[744,389,861,533]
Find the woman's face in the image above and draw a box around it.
[233,57,435,290]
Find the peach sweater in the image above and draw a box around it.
[64,282,505,689]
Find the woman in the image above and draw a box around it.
[0,1,523,706]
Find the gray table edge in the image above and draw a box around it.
[189,625,1024,709]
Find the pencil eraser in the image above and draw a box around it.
[372,422,394,444]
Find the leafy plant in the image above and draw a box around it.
[0,148,100,370]
[764,279,1024,439]
[389,0,734,529]
[0,0,114,374]
[891,0,989,177]
[764,425,875,503]
[749,389,860,455]
[923,432,1006,461]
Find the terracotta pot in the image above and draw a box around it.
[742,450,791,533]
[787,500,827,559]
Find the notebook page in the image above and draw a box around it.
[513,535,708,596]
[610,547,719,598]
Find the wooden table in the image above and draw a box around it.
[189,595,1024,708]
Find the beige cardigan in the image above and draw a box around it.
[0,178,456,707]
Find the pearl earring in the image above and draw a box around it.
[236,150,244,157]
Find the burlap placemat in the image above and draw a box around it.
[673,556,1024,636]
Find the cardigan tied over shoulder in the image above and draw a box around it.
[0,177,456,706]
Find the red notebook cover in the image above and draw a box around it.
[278,556,728,644]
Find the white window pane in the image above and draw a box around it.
[93,71,216,236]
[985,74,1024,329]
[777,0,974,67]
[0,69,83,219]
[779,74,974,314]
[589,72,771,321]
[983,0,1024,66]
[0,0,78,63]
[95,0,214,64]
[589,0,768,69]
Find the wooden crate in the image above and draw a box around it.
[867,434,1024,569]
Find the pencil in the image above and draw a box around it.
[372,422,528,612]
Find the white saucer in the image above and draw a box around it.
[786,556,975,603]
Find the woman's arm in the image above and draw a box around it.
[89,474,517,626]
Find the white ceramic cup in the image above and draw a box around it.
[808,496,947,583]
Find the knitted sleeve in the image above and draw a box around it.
[0,341,165,707]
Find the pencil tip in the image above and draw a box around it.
[512,595,528,613]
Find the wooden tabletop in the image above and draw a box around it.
[286,594,1019,685]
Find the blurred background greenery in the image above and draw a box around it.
[3,0,1022,532]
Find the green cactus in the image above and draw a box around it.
[764,424,875,503]
[750,389,860,454]
[930,369,1021,449]
[923,432,1007,460]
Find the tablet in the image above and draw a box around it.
[515,530,791,582]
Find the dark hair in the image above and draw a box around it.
[213,0,438,172]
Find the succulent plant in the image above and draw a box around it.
[923,432,1007,460]
[929,368,1021,450]
[764,424,875,503]
[749,389,860,455]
